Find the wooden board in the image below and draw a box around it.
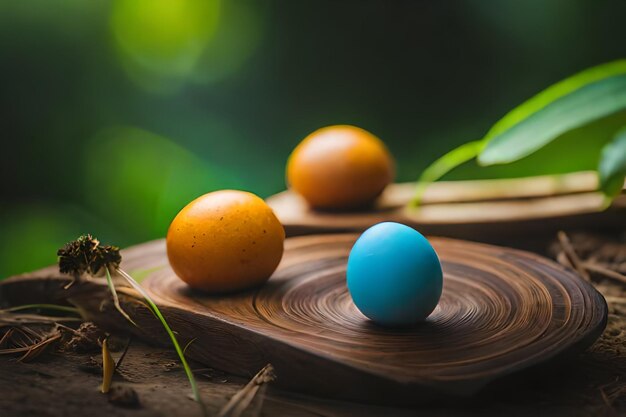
[267,172,626,245]
[93,233,608,405]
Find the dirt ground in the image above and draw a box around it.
[1,232,624,417]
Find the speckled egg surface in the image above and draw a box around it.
[346,222,443,326]
[166,190,285,293]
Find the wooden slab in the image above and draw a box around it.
[109,234,607,405]
[267,172,626,244]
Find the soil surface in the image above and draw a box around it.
[1,232,624,417]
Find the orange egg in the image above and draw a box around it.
[166,190,285,293]
[286,125,395,210]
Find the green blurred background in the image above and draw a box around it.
[2,0,626,277]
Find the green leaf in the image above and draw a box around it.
[479,62,626,165]
[598,127,626,198]
[444,111,626,181]
[484,60,626,141]
[411,60,626,207]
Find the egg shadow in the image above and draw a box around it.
[176,282,264,302]
[358,316,442,335]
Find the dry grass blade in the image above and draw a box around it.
[115,337,132,370]
[558,231,591,281]
[19,325,44,337]
[0,346,33,355]
[0,328,15,348]
[556,251,573,269]
[105,267,137,326]
[10,326,39,347]
[101,338,114,394]
[605,296,626,304]
[18,332,62,362]
[0,326,62,362]
[610,386,626,403]
[217,364,275,417]
[583,262,626,285]
[63,277,76,290]
[0,312,82,326]
[1,304,80,315]
[183,338,196,355]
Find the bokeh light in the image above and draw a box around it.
[190,1,266,84]
[2,1,626,278]
[110,0,264,92]
[83,126,240,241]
[110,0,220,91]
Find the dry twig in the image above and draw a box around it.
[115,336,132,370]
[558,231,591,281]
[582,262,626,286]
[217,364,275,417]
[0,326,63,362]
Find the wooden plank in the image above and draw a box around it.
[267,172,626,243]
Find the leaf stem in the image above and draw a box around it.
[409,140,483,207]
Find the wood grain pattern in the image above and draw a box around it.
[101,234,608,404]
[267,172,626,243]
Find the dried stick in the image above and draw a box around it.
[115,336,133,370]
[582,262,626,286]
[557,231,591,282]
[217,364,275,417]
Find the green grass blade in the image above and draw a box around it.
[116,268,207,417]
[409,140,483,207]
[598,127,626,198]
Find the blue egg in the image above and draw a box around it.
[347,222,443,326]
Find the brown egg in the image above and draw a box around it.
[166,190,285,293]
[286,125,395,210]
